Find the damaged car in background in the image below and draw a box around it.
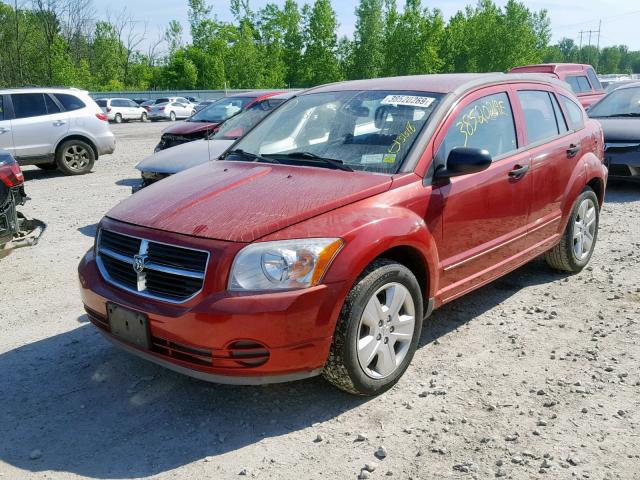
[154,91,285,152]
[588,81,640,182]
[0,150,45,258]
[134,92,295,191]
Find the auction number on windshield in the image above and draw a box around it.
[456,98,507,147]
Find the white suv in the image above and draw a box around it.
[0,88,116,175]
[96,98,148,123]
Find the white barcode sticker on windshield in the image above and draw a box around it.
[381,95,435,108]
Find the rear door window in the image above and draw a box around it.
[11,93,48,119]
[560,95,585,130]
[437,92,517,161]
[517,90,561,144]
[44,94,61,114]
[55,94,85,111]
[550,93,568,134]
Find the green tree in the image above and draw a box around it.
[282,0,304,86]
[348,0,385,79]
[302,0,341,86]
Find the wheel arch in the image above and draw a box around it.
[586,176,605,206]
[55,135,99,160]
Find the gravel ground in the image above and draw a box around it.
[0,121,639,480]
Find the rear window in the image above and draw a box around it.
[0,97,4,121]
[156,98,170,104]
[55,93,85,111]
[587,68,603,91]
[11,93,48,119]
[560,95,585,130]
[96,99,107,107]
[567,76,592,94]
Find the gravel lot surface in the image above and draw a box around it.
[0,121,639,480]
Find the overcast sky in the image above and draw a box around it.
[101,0,640,52]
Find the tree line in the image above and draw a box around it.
[0,0,639,92]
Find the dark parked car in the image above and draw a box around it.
[155,91,285,151]
[80,73,606,396]
[0,150,45,258]
[588,81,640,181]
[134,92,295,190]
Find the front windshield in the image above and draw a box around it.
[227,90,442,174]
[212,99,285,140]
[588,86,640,117]
[190,97,253,123]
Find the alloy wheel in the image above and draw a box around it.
[63,145,90,172]
[573,197,597,260]
[356,282,416,379]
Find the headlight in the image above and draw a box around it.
[229,238,344,291]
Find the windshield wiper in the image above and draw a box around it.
[225,149,281,164]
[600,113,640,118]
[268,151,354,172]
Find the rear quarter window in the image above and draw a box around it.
[560,95,585,130]
[587,68,603,91]
[55,94,86,111]
[96,99,107,107]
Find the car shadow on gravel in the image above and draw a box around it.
[0,322,367,478]
[604,180,640,204]
[419,257,569,348]
[115,178,140,187]
[22,168,69,181]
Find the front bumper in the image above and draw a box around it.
[78,230,344,384]
[605,144,640,180]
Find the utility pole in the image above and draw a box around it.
[595,20,602,71]
[578,27,600,66]
[578,31,583,63]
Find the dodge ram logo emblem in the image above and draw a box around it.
[133,254,148,274]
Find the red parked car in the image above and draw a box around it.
[155,91,285,151]
[510,64,605,108]
[79,73,607,396]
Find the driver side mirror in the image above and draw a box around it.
[434,147,492,180]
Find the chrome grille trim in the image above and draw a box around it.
[96,228,210,304]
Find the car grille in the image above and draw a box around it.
[159,133,206,150]
[96,229,209,303]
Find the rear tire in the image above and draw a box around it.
[141,112,148,122]
[545,187,599,272]
[322,259,424,396]
[169,111,176,121]
[56,140,95,176]
[114,113,122,124]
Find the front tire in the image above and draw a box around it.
[322,259,424,396]
[169,111,176,121]
[545,187,599,272]
[141,112,148,122]
[56,140,95,175]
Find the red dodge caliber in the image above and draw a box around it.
[79,74,607,396]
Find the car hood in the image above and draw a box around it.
[162,121,221,135]
[595,117,640,143]
[136,139,234,175]
[107,162,392,242]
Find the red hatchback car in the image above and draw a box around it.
[510,63,605,108]
[79,73,607,396]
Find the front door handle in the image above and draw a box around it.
[53,120,67,126]
[0,127,9,134]
[567,144,581,158]
[508,164,529,179]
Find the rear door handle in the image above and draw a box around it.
[53,120,67,126]
[0,127,9,134]
[508,164,529,179]
[567,144,581,158]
